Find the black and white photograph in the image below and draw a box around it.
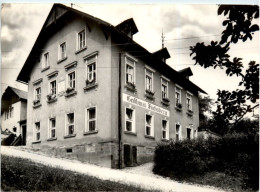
[1,1,259,191]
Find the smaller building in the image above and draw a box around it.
[1,86,27,145]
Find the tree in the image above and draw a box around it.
[198,95,214,127]
[190,5,259,125]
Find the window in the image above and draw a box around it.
[161,79,168,100]
[43,52,49,68]
[145,114,154,136]
[66,113,75,135]
[125,56,136,85]
[67,71,76,89]
[162,120,169,139]
[125,108,135,132]
[186,93,192,111]
[50,80,56,95]
[49,118,56,138]
[35,87,41,101]
[10,107,13,118]
[86,107,97,132]
[145,69,153,92]
[59,42,66,60]
[78,30,86,50]
[85,55,97,84]
[176,124,181,141]
[175,86,182,106]
[187,128,192,140]
[35,122,40,141]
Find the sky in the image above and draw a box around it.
[1,3,259,108]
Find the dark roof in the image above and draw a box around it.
[2,86,27,100]
[153,47,171,60]
[178,67,193,77]
[116,18,138,36]
[17,3,206,95]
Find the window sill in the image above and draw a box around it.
[32,140,41,144]
[124,131,137,136]
[187,111,193,116]
[65,90,77,97]
[124,84,137,93]
[161,100,170,106]
[175,106,182,112]
[47,137,57,141]
[75,46,87,54]
[84,82,98,92]
[57,57,67,64]
[41,66,50,72]
[161,138,169,142]
[64,134,76,139]
[84,130,98,135]
[33,103,42,108]
[145,135,155,140]
[47,98,57,103]
[145,92,155,100]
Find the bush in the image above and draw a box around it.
[153,133,259,190]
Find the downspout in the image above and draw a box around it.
[118,52,122,169]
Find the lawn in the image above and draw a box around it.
[1,155,157,191]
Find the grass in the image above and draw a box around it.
[167,172,256,192]
[1,155,158,192]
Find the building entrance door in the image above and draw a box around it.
[22,125,26,145]
[124,144,131,167]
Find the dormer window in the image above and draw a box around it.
[43,52,49,68]
[78,30,86,50]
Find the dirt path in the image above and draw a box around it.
[1,146,226,192]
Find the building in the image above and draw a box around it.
[1,86,27,145]
[17,4,206,168]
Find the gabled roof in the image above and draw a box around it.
[2,86,27,100]
[116,18,138,36]
[153,47,171,60]
[178,67,193,77]
[17,3,206,95]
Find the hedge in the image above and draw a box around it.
[153,133,259,190]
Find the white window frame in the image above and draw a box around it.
[77,28,86,51]
[175,85,183,106]
[49,80,57,96]
[65,112,75,136]
[85,107,97,132]
[175,123,182,141]
[145,113,154,136]
[34,121,40,141]
[186,92,193,111]
[59,42,66,60]
[125,107,136,133]
[161,77,169,100]
[34,86,41,101]
[42,52,49,68]
[85,53,98,83]
[125,54,137,85]
[145,66,154,92]
[66,70,76,90]
[162,119,169,140]
[49,117,56,139]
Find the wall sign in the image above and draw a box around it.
[123,93,170,117]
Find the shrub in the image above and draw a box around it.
[153,133,259,190]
